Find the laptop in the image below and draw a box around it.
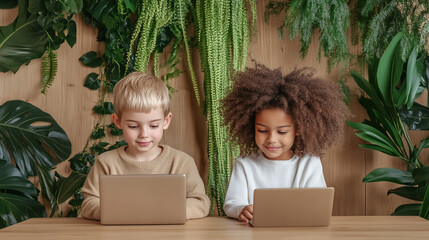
[99,174,187,225]
[250,187,334,227]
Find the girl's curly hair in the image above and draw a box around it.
[221,63,349,157]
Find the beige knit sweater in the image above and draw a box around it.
[80,145,210,220]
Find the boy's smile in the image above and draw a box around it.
[254,108,296,160]
[112,108,172,162]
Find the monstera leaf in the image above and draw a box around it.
[0,159,46,229]
[0,0,47,73]
[0,100,71,177]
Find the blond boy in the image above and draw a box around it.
[80,72,210,220]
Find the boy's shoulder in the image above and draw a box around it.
[162,145,194,161]
[97,146,124,163]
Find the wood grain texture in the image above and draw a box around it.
[1,217,429,240]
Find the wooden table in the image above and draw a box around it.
[1,216,428,240]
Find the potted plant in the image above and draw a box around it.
[0,100,80,228]
[347,32,429,219]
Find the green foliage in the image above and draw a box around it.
[265,0,350,70]
[0,160,46,229]
[79,51,103,68]
[195,0,254,215]
[354,0,429,63]
[41,46,58,94]
[0,0,47,73]
[347,33,429,219]
[0,101,71,228]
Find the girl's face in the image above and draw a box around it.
[255,108,296,160]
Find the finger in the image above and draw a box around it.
[242,210,253,220]
[239,214,249,223]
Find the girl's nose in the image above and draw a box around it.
[267,132,276,143]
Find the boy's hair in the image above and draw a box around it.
[222,63,349,157]
[113,72,170,117]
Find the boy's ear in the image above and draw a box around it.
[163,112,172,130]
[112,113,122,129]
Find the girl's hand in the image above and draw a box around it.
[239,204,254,223]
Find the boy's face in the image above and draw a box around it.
[112,108,172,161]
[254,108,296,160]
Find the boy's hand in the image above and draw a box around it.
[239,204,253,223]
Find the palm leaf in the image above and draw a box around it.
[0,159,46,229]
[0,0,47,73]
[41,48,58,94]
[0,100,71,177]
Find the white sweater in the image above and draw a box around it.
[223,153,327,219]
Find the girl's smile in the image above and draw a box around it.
[254,108,296,160]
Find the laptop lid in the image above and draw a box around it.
[250,187,334,227]
[99,174,186,225]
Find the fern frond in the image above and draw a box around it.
[41,48,58,94]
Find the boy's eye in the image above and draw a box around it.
[128,125,138,129]
[150,125,159,128]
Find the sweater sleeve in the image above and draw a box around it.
[303,156,327,188]
[80,158,105,220]
[181,158,210,219]
[223,159,249,219]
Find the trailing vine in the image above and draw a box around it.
[265,0,351,71]
[195,0,257,215]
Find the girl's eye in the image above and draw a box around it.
[128,125,138,129]
[257,129,267,133]
[278,131,287,135]
[150,125,159,129]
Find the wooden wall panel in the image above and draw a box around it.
[1,2,426,217]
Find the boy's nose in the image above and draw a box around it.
[139,128,149,138]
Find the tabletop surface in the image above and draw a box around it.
[1,216,429,240]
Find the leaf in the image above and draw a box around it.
[63,0,83,14]
[0,159,46,229]
[0,100,71,177]
[363,168,414,185]
[347,121,401,156]
[350,70,385,114]
[93,102,115,115]
[90,127,105,139]
[124,0,136,12]
[41,48,58,94]
[419,186,429,219]
[65,20,77,48]
[84,72,101,90]
[34,163,56,217]
[376,32,403,104]
[404,47,422,109]
[0,0,48,73]
[108,123,123,136]
[387,186,427,201]
[413,166,429,185]
[392,203,421,216]
[55,171,86,204]
[79,51,103,68]
[398,102,429,131]
[0,0,17,9]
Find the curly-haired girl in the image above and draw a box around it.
[222,63,348,223]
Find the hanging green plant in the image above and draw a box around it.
[126,0,201,105]
[195,0,257,215]
[354,0,429,63]
[265,0,350,70]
